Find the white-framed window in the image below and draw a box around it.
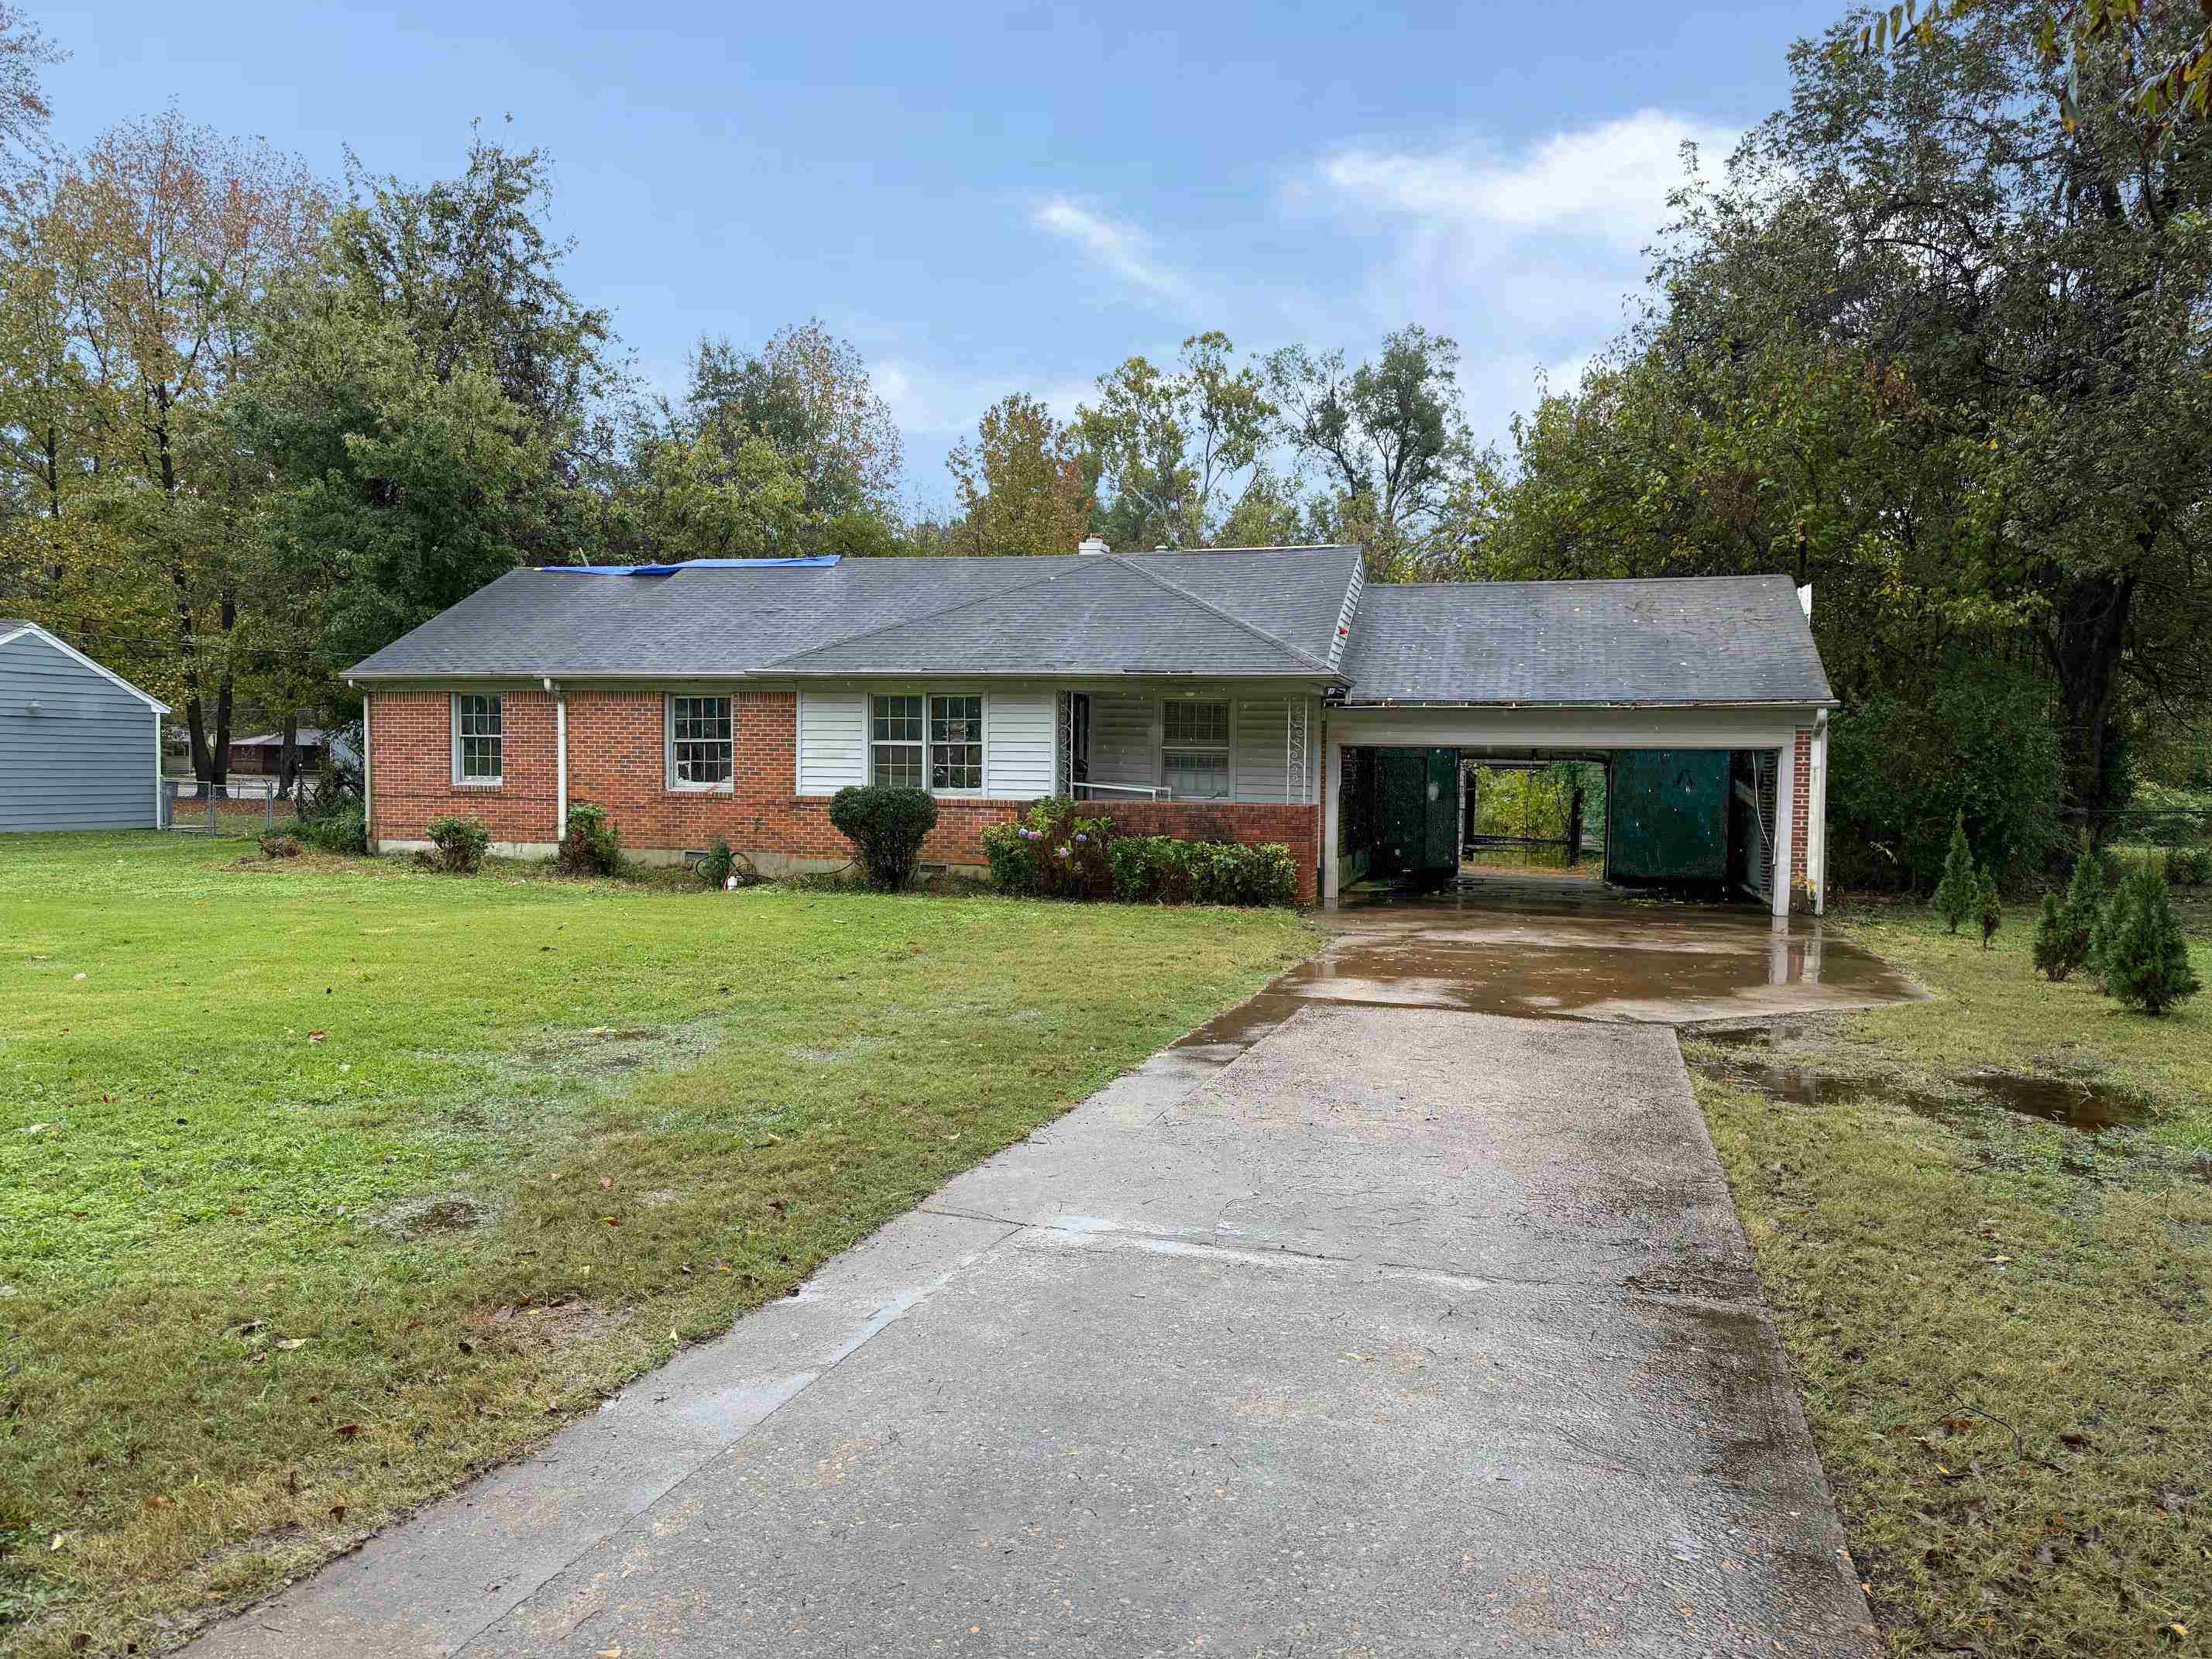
[453,692,502,784]
[870,693,984,792]
[871,694,924,787]
[1161,699,1231,799]
[668,694,733,789]
[929,694,983,792]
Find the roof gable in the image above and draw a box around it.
[0,620,171,712]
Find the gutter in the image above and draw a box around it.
[1331,696,1843,711]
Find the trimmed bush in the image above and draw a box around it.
[425,814,491,874]
[1107,834,1297,907]
[2096,866,2203,1015]
[827,785,938,891]
[299,803,366,856]
[555,802,623,877]
[1931,813,1977,934]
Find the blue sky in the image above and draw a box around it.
[36,1,1836,514]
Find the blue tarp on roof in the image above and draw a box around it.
[538,556,842,575]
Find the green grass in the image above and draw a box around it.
[0,832,1314,1657]
[1688,895,2212,1657]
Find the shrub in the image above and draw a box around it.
[1107,834,1297,907]
[299,803,366,856]
[556,802,623,877]
[2034,840,2105,981]
[2166,845,2212,887]
[258,832,301,859]
[425,814,491,874]
[981,799,1115,898]
[1827,656,2063,891]
[827,785,937,891]
[1975,864,2002,950]
[1930,813,1977,934]
[2095,865,2203,1015]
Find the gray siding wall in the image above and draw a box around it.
[0,634,158,830]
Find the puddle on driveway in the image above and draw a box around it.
[1162,891,1923,1082]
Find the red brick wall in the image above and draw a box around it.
[367,689,560,845]
[368,685,1321,900]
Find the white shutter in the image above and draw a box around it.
[796,689,866,795]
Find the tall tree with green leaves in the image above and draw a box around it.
[945,393,1094,558]
[26,109,328,789]
[684,321,903,548]
[1076,331,1275,549]
[241,132,614,681]
[1262,325,1473,579]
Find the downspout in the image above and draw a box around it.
[545,677,566,843]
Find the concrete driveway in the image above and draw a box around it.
[187,895,1894,1658]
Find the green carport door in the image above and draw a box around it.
[1607,750,1729,883]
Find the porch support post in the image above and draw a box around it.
[1809,713,1829,916]
[1322,735,1343,903]
[1771,736,1796,919]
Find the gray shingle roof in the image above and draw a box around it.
[345,547,1365,682]
[1339,575,1836,706]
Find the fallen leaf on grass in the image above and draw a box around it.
[307,1031,326,1042]
[600,1176,612,1190]
[334,1424,360,1439]
[274,1338,309,1350]
[329,1504,346,1521]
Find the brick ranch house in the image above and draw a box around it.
[349,541,1836,911]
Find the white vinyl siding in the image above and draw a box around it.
[984,689,1054,798]
[1087,690,1157,795]
[796,689,866,795]
[1235,698,1292,802]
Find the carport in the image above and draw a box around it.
[1324,576,1837,915]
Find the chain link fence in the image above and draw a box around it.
[159,778,307,837]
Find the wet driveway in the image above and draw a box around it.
[185,887,1886,1658]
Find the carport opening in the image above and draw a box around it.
[1334,745,1784,905]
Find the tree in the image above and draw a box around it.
[625,422,806,562]
[1976,864,2004,949]
[1674,3,2212,831]
[2095,864,2203,1014]
[33,110,328,792]
[2033,837,2105,980]
[945,393,1094,558]
[1848,0,2212,132]
[243,133,612,680]
[1932,813,1978,933]
[1262,326,1473,578]
[0,4,62,198]
[1076,331,1273,549]
[685,321,902,541]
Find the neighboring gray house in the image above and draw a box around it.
[0,620,169,832]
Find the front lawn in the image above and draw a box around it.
[0,832,1313,1657]
[1689,898,2212,1657]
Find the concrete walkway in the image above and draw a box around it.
[186,895,1894,1657]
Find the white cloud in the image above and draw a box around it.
[1320,110,1734,250]
[1307,110,1738,438]
[1032,198,1195,307]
